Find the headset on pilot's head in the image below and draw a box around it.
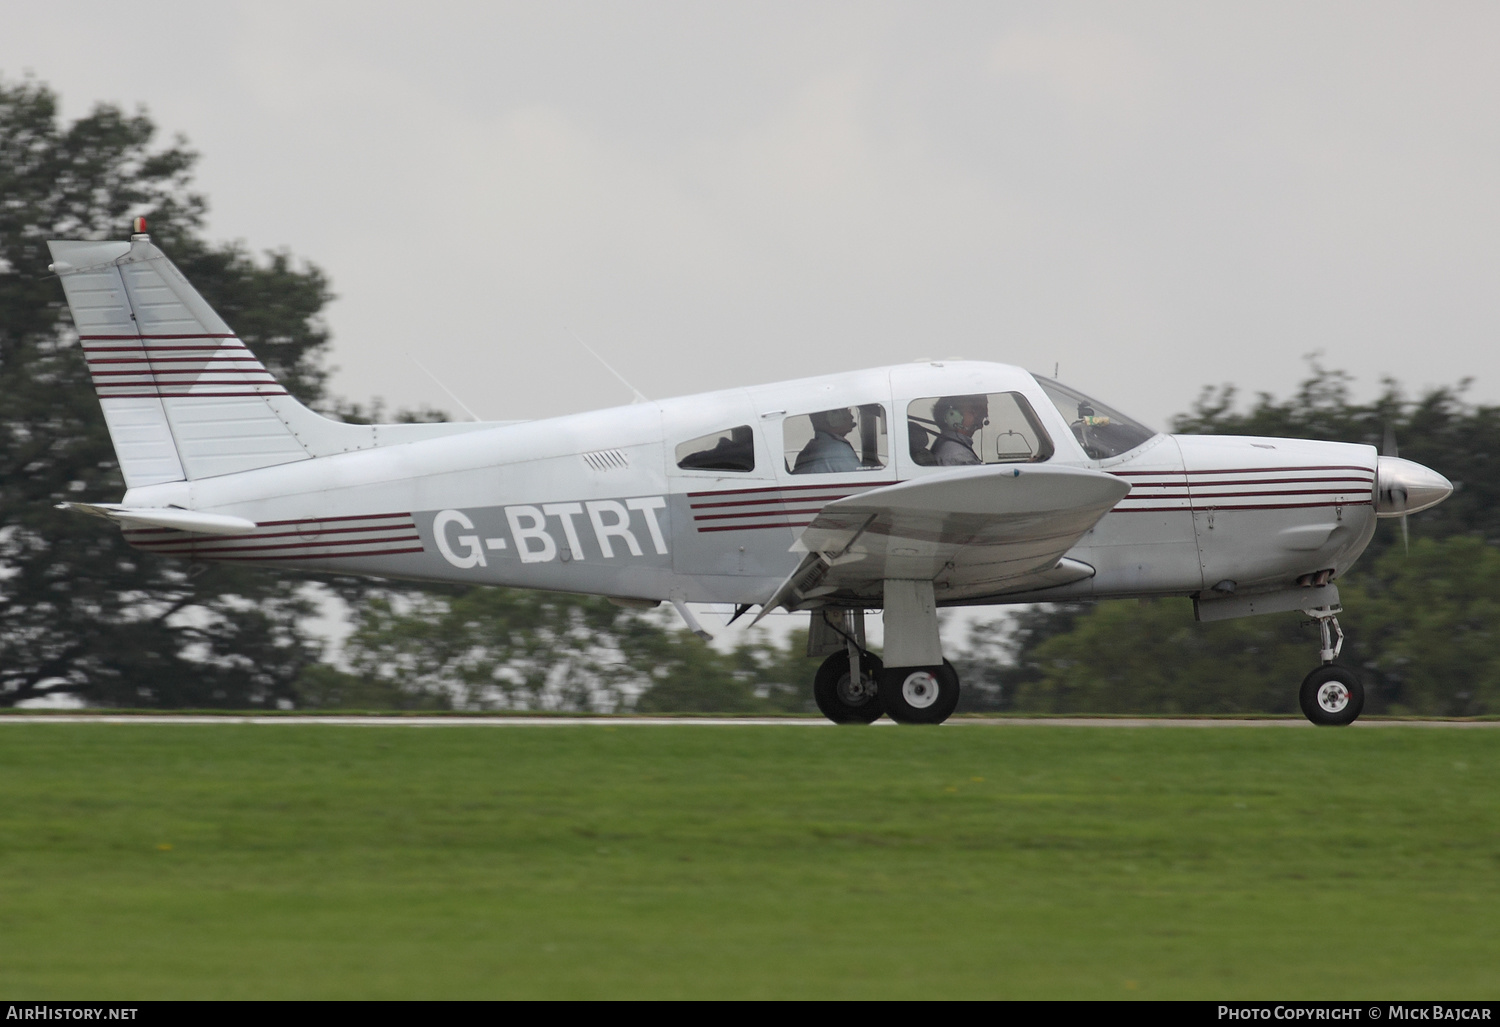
[934,395,989,433]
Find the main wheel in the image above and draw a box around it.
[881,661,961,725]
[1298,665,1365,726]
[814,651,886,724]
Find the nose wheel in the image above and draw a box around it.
[1299,665,1365,726]
[1299,605,1364,726]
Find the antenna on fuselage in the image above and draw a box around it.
[407,354,482,422]
[567,327,649,404]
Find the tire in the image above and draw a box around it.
[881,660,961,725]
[1298,665,1365,726]
[813,651,886,724]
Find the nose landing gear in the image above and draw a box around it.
[1298,606,1364,726]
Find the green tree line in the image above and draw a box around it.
[3,76,1496,715]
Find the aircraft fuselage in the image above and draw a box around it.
[114,361,1380,615]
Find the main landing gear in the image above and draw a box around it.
[881,661,962,724]
[813,650,885,724]
[1298,606,1364,726]
[810,588,963,725]
[813,651,962,725]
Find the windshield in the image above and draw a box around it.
[1034,377,1156,460]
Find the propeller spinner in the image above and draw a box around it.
[1374,454,1453,519]
[1376,427,1449,553]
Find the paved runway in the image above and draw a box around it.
[2,715,1496,727]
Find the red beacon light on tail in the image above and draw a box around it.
[131,216,148,236]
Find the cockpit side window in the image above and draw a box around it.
[906,392,1053,467]
[676,425,755,472]
[783,404,888,474]
[1034,377,1156,460]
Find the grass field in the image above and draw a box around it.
[0,723,1496,999]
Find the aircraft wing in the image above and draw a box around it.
[754,464,1130,619]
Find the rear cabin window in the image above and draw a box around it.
[906,392,1053,467]
[676,426,755,472]
[783,404,888,474]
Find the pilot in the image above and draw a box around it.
[793,407,863,473]
[931,395,988,466]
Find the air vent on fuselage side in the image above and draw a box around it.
[582,449,629,471]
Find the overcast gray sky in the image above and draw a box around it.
[6,1,1498,430]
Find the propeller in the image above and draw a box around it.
[1382,425,1408,554]
[1375,433,1452,552]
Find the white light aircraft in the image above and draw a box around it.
[47,223,1454,725]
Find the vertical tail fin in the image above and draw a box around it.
[48,232,495,489]
[49,232,312,486]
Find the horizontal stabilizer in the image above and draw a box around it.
[58,502,257,536]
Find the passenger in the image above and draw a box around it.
[931,395,988,465]
[793,407,863,473]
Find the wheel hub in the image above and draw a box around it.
[836,671,874,705]
[901,671,940,709]
[1316,681,1350,714]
